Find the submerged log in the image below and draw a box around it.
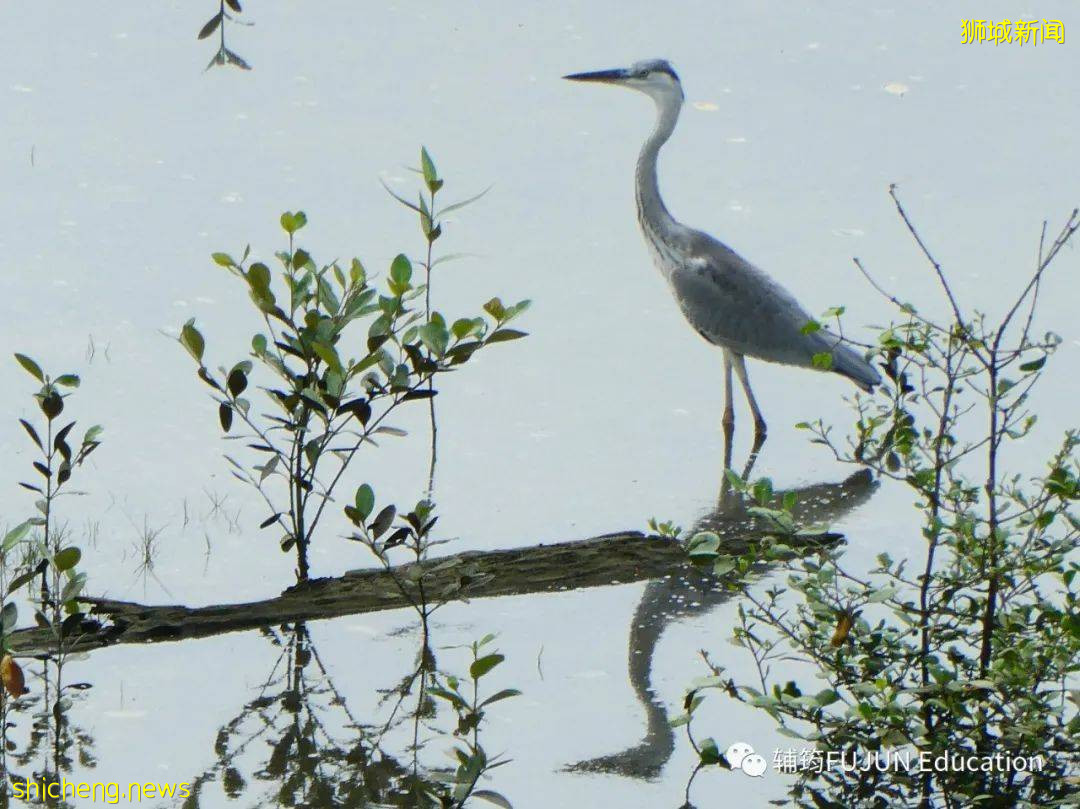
[6,527,838,657]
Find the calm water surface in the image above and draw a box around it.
[1,2,1077,806]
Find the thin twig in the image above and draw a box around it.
[888,184,966,327]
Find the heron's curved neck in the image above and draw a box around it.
[635,91,682,238]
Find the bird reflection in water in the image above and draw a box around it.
[567,454,877,781]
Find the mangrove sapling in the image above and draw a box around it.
[8,354,100,648]
[676,197,1080,807]
[2,355,102,796]
[180,210,529,583]
[355,151,523,644]
[181,621,437,808]
[383,146,495,494]
[425,635,519,808]
[179,623,518,808]
[197,0,251,71]
[347,496,490,639]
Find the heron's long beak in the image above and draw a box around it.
[562,68,630,84]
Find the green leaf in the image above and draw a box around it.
[486,329,527,344]
[801,319,822,335]
[54,547,82,572]
[686,532,720,557]
[54,374,80,388]
[312,342,343,374]
[369,505,396,539]
[866,584,898,603]
[504,299,532,321]
[349,257,367,286]
[212,252,236,268]
[40,390,63,420]
[698,737,722,765]
[471,791,513,809]
[59,571,86,603]
[1,602,17,633]
[814,688,840,706]
[373,425,407,437]
[379,179,422,213]
[483,298,507,320]
[246,262,271,291]
[427,686,468,710]
[812,352,833,371]
[451,318,482,340]
[470,653,504,680]
[7,568,37,593]
[180,320,206,364]
[257,454,279,483]
[197,12,222,39]
[3,520,33,553]
[419,322,449,356]
[354,484,375,522]
[712,557,736,576]
[1019,356,1046,373]
[390,254,412,286]
[724,469,746,491]
[219,402,233,432]
[292,247,313,271]
[14,353,44,382]
[19,419,42,450]
[438,186,492,217]
[420,146,439,190]
[280,210,308,234]
[317,276,340,313]
[227,367,248,397]
[479,688,522,708]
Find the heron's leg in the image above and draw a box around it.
[721,350,735,434]
[721,350,735,470]
[731,353,767,442]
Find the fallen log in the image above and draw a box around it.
[6,527,838,657]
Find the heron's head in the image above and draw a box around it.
[563,59,683,106]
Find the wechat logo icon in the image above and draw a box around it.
[726,742,768,778]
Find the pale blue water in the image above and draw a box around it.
[0,2,1076,806]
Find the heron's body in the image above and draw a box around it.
[566,59,880,442]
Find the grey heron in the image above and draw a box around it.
[564,59,880,448]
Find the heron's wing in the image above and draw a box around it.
[667,238,825,367]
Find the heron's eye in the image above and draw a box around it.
[636,70,651,79]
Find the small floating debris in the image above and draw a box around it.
[883,82,910,96]
[692,101,719,111]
